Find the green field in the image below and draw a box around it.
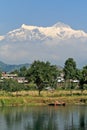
[0,90,87,106]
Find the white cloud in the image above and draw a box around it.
[0,22,87,67]
[0,38,87,68]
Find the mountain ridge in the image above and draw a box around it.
[1,22,87,42]
[0,22,87,67]
[0,61,30,72]
[0,61,63,72]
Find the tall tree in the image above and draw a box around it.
[79,65,87,91]
[64,58,77,80]
[26,61,59,95]
[63,58,77,89]
[19,66,27,77]
[82,65,87,81]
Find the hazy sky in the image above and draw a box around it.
[0,0,87,35]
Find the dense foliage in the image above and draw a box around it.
[0,58,87,94]
[63,58,77,80]
[63,58,87,91]
[26,61,59,95]
[0,79,25,92]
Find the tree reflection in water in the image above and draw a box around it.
[0,106,87,130]
[2,107,23,130]
[25,107,58,130]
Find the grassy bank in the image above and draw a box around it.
[0,90,87,106]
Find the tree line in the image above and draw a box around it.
[0,58,87,95]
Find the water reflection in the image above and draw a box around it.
[79,106,87,130]
[24,107,58,130]
[0,105,87,130]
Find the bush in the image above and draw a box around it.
[83,84,87,90]
[25,83,36,90]
[0,79,25,92]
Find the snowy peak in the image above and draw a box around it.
[20,22,87,39]
[21,22,70,29]
[52,22,70,28]
[0,22,87,67]
[21,22,71,30]
[21,24,38,30]
[1,22,87,42]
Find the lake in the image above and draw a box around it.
[0,105,87,130]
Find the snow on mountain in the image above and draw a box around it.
[21,22,87,39]
[52,22,71,28]
[0,22,87,67]
[1,22,87,42]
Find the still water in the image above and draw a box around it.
[0,105,87,130]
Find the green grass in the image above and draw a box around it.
[0,90,87,106]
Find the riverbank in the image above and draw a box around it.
[0,90,87,106]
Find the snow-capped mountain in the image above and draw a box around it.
[1,22,87,42]
[0,22,87,67]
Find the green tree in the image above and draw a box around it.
[75,69,82,81]
[10,69,19,75]
[0,79,24,92]
[82,65,87,81]
[11,66,27,77]
[63,58,77,90]
[79,65,87,92]
[19,66,27,77]
[26,61,59,95]
[64,58,77,80]
[0,70,2,78]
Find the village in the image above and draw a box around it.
[1,72,28,84]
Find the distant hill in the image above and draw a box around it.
[0,61,30,72]
[0,61,63,72]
